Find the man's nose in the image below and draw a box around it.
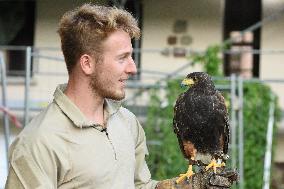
[126,57,137,75]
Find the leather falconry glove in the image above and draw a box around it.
[156,168,238,189]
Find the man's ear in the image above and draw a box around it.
[79,54,94,75]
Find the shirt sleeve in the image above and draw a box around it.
[133,118,159,189]
[5,135,58,189]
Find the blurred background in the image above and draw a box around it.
[0,0,284,188]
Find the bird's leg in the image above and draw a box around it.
[205,158,226,173]
[175,157,195,184]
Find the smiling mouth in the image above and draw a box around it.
[119,78,128,82]
[119,79,128,87]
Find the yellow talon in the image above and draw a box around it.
[205,159,226,173]
[176,164,194,184]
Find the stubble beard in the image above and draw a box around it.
[90,72,125,101]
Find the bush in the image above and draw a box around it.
[242,82,281,189]
[145,80,187,179]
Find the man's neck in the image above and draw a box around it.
[64,80,105,125]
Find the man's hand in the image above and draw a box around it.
[156,168,238,189]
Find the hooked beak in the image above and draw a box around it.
[180,78,194,88]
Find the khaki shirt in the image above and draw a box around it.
[5,84,158,189]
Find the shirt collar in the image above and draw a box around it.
[53,84,122,128]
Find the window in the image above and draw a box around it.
[223,0,261,77]
[0,1,35,76]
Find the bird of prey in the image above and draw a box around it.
[173,72,230,183]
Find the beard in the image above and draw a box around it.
[89,71,125,101]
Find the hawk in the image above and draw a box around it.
[173,72,230,183]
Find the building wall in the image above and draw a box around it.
[261,0,284,109]
[141,0,223,83]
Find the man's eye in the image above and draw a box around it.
[120,57,125,61]
[118,58,126,63]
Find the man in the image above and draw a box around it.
[5,4,236,189]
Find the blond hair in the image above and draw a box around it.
[58,4,140,74]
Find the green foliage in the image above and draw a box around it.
[145,81,188,179]
[242,83,281,189]
[191,45,223,76]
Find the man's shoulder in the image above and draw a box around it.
[16,102,69,144]
[117,106,145,135]
[9,102,70,159]
[26,101,69,131]
[117,106,141,126]
[118,106,136,118]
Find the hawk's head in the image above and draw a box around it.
[181,72,214,89]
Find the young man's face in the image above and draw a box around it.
[90,29,137,100]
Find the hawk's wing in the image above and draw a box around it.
[173,93,188,158]
[216,92,230,155]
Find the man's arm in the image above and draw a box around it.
[133,118,159,189]
[5,135,59,189]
